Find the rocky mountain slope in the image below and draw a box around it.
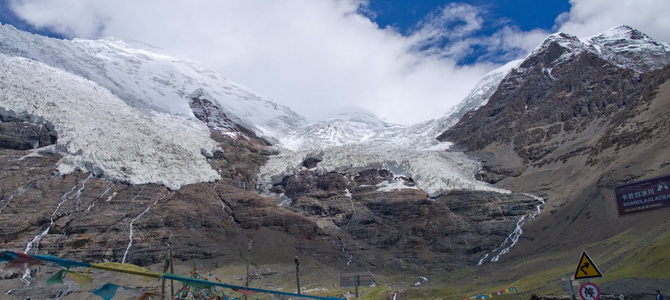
[436,25,670,296]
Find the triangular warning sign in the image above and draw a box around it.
[574,251,603,279]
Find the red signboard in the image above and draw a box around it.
[614,174,670,216]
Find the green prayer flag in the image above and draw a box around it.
[47,269,68,285]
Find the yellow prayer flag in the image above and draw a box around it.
[90,262,161,281]
[66,272,93,286]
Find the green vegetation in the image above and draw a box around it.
[385,227,670,299]
[605,230,670,279]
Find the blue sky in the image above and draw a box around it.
[0,0,668,124]
[367,0,569,33]
[363,0,571,64]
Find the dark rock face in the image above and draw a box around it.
[189,93,275,191]
[189,91,269,147]
[0,139,542,275]
[270,166,542,271]
[0,115,57,150]
[301,157,321,169]
[0,147,318,267]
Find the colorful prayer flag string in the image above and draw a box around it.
[1,251,345,300]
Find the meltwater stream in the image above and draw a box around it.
[21,174,93,285]
[121,193,167,263]
[477,193,545,265]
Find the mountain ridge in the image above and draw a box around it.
[1,23,670,299]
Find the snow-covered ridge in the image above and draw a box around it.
[0,53,220,189]
[0,24,307,142]
[524,25,670,73]
[584,25,670,73]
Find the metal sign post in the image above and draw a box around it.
[355,275,359,298]
[573,252,603,280]
[579,282,601,300]
[614,174,670,216]
[339,271,374,298]
[562,277,579,300]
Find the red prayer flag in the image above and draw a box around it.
[1,252,44,271]
[233,288,259,295]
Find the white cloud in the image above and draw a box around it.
[556,0,670,42]
[7,0,497,125]
[8,0,667,125]
[410,3,484,47]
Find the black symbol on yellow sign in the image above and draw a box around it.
[574,251,603,279]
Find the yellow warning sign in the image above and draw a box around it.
[574,251,603,279]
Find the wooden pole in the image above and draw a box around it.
[169,234,175,298]
[244,239,252,300]
[161,233,173,300]
[161,254,169,300]
[295,256,301,294]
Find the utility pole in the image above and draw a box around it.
[161,233,175,300]
[161,253,169,300]
[355,275,360,298]
[294,256,301,294]
[244,239,252,300]
[169,234,175,298]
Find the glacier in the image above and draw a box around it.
[0,23,513,195]
[0,53,220,189]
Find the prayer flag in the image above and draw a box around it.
[93,283,119,300]
[0,251,44,270]
[90,262,160,281]
[68,272,94,286]
[46,270,68,285]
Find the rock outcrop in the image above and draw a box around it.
[0,113,57,150]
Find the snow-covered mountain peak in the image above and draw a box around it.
[520,25,670,73]
[0,24,308,143]
[279,108,404,152]
[582,25,670,73]
[522,32,588,69]
[588,25,648,41]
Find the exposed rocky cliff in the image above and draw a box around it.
[0,114,57,150]
[269,158,542,271]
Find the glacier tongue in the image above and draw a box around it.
[0,53,220,189]
[259,142,508,197]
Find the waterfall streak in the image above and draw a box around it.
[344,189,355,229]
[121,194,166,263]
[73,174,93,212]
[0,195,14,213]
[85,181,114,213]
[477,193,545,265]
